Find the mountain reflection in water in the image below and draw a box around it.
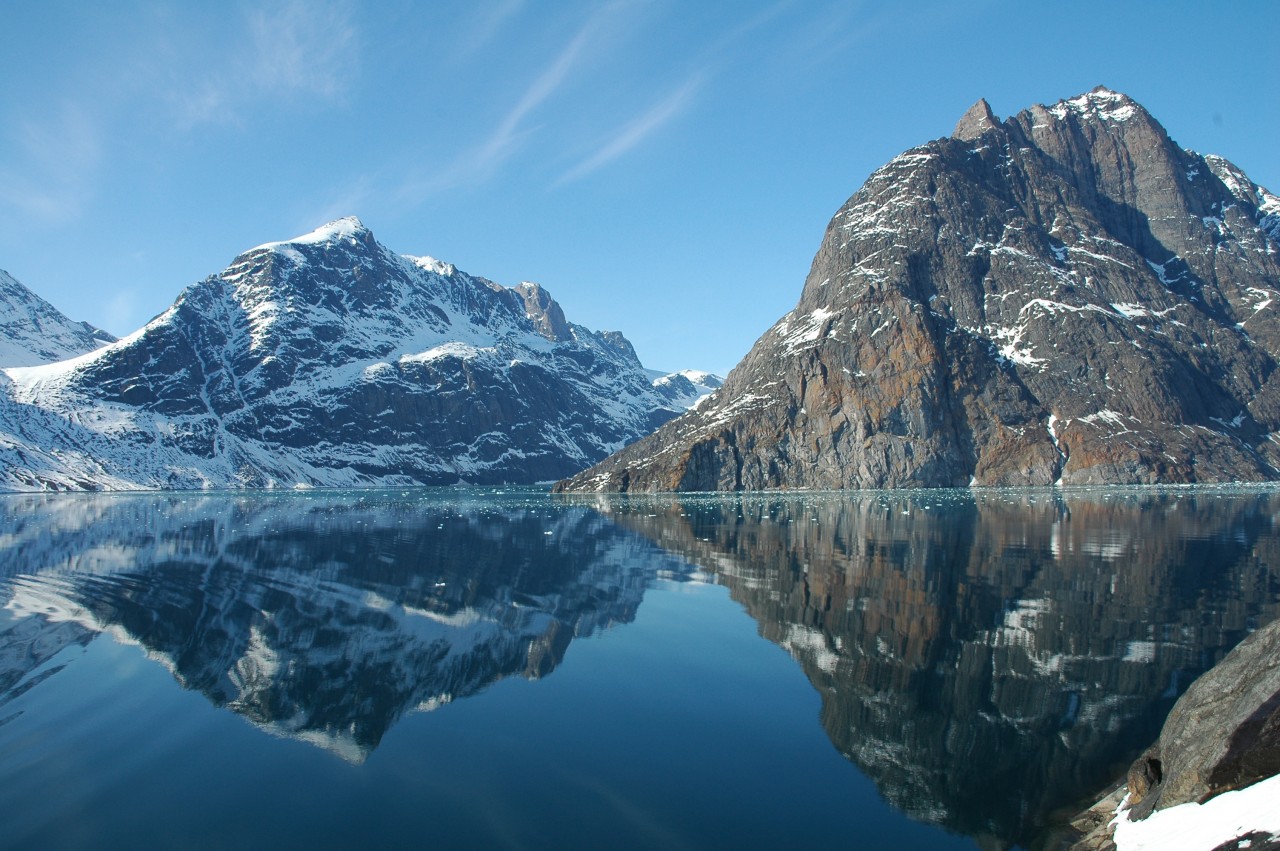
[1,487,1279,849]
[584,488,1280,847]
[0,491,698,762]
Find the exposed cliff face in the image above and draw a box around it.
[0,218,705,490]
[557,88,1280,493]
[1125,614,1280,818]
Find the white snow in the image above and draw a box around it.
[1242,287,1275,315]
[405,255,456,277]
[774,306,837,353]
[992,325,1046,368]
[1146,258,1188,288]
[400,341,485,364]
[1047,89,1139,123]
[1112,775,1280,851]
[250,216,367,253]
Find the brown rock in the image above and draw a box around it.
[557,88,1280,493]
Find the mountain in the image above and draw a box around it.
[646,368,723,409]
[0,268,116,367]
[0,218,705,490]
[557,88,1280,492]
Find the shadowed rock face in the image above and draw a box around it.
[557,88,1280,493]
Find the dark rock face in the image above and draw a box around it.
[558,87,1280,493]
[1125,614,1280,819]
[0,218,691,489]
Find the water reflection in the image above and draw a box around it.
[0,491,697,762]
[588,488,1280,848]
[2,488,1279,849]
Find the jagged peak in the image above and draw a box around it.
[515,281,572,342]
[953,98,1000,142]
[405,254,457,277]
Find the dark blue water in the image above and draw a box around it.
[1,487,1278,850]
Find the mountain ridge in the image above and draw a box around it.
[557,87,1280,492]
[0,218,717,490]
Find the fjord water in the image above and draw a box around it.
[1,489,1278,850]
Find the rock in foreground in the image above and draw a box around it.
[1065,615,1280,850]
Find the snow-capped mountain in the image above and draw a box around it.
[558,88,1280,492]
[646,368,724,409]
[0,268,116,367]
[0,218,703,490]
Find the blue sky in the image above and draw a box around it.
[1,1,1276,376]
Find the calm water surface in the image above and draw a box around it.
[1,487,1279,850]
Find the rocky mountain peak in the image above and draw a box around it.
[557,89,1280,493]
[0,268,117,367]
[254,216,372,251]
[1052,85,1142,120]
[0,221,707,490]
[515,281,572,342]
[952,98,999,141]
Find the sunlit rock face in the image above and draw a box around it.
[1124,613,1280,821]
[0,219,705,490]
[594,489,1280,847]
[558,87,1280,492]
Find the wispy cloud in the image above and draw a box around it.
[171,0,360,127]
[394,11,609,201]
[247,0,358,98]
[553,74,704,187]
[450,0,526,60]
[471,19,597,177]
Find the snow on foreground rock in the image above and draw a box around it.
[0,218,716,490]
[1111,776,1280,850]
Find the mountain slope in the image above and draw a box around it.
[0,269,116,367]
[557,88,1280,492]
[0,218,695,490]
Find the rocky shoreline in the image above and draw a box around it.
[1060,616,1280,850]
